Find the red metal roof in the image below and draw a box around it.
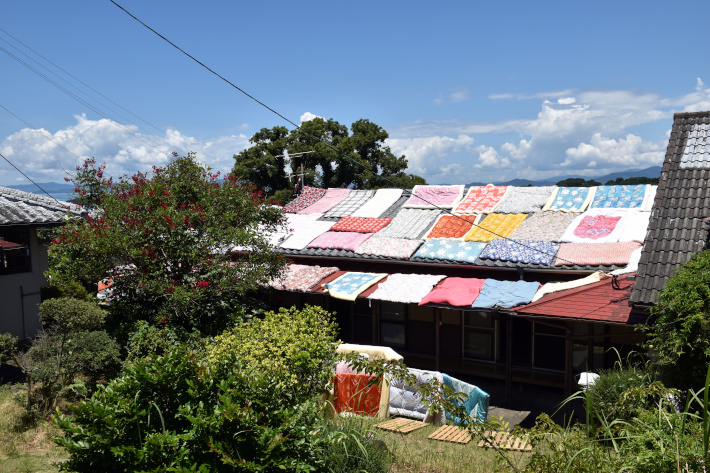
[515,273,648,324]
[0,240,23,249]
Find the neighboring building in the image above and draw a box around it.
[0,186,81,339]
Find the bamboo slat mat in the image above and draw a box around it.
[477,430,532,451]
[427,425,472,444]
[375,417,427,434]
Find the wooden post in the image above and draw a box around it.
[435,308,441,371]
[372,300,379,345]
[565,324,573,419]
[505,314,513,405]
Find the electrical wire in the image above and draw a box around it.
[110,0,589,267]
[0,151,66,206]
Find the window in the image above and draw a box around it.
[440,309,462,358]
[352,298,372,344]
[407,305,435,355]
[380,301,405,347]
[533,322,565,372]
[463,312,495,361]
[0,228,31,275]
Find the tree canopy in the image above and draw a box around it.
[556,177,602,187]
[233,117,426,203]
[48,154,286,335]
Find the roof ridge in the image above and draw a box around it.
[0,185,81,213]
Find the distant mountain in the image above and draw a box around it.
[466,166,663,187]
[5,182,73,194]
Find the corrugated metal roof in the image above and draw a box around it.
[630,112,710,305]
[0,186,82,226]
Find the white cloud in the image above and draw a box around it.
[434,87,470,105]
[474,145,510,169]
[300,112,323,123]
[386,134,475,177]
[558,97,576,105]
[563,133,665,169]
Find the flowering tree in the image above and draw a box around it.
[49,154,286,334]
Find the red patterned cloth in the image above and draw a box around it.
[426,215,479,239]
[282,186,326,213]
[554,242,642,266]
[454,185,508,214]
[330,216,392,233]
[572,215,622,240]
[333,373,382,417]
[281,265,339,291]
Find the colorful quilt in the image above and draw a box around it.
[333,373,383,417]
[619,211,651,242]
[560,209,628,243]
[478,239,560,266]
[419,277,487,307]
[282,186,326,213]
[306,231,373,251]
[330,216,392,233]
[376,208,442,240]
[553,242,642,267]
[443,374,489,424]
[368,273,446,304]
[298,188,350,214]
[354,236,424,259]
[280,265,339,292]
[324,190,375,218]
[542,187,595,212]
[279,220,335,250]
[425,214,480,240]
[413,240,487,263]
[494,186,556,214]
[590,185,647,209]
[269,263,310,290]
[352,188,404,218]
[403,185,465,209]
[472,279,540,309]
[324,272,387,301]
[453,185,508,214]
[508,212,577,242]
[464,213,528,242]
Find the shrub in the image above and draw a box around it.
[40,280,90,302]
[123,320,182,365]
[586,367,653,423]
[38,297,106,335]
[320,418,390,473]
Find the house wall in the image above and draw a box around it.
[0,227,46,339]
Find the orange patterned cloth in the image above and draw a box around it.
[333,373,383,417]
[464,213,528,242]
[330,216,392,233]
[425,214,480,240]
[454,185,508,214]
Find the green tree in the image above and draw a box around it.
[233,117,426,203]
[48,154,286,335]
[604,176,660,185]
[645,250,710,391]
[556,177,602,187]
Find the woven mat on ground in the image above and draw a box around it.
[413,240,487,264]
[453,185,508,214]
[478,239,560,266]
[368,273,446,304]
[283,186,326,213]
[478,431,531,451]
[324,190,375,218]
[352,188,404,218]
[428,425,472,444]
[508,211,577,242]
[419,277,486,307]
[376,418,428,434]
[425,214,480,240]
[464,213,528,242]
[306,231,373,251]
[323,272,387,301]
[354,236,424,259]
[494,186,556,214]
[553,242,642,267]
[541,186,595,212]
[298,188,350,214]
[472,279,540,309]
[559,209,628,244]
[333,373,382,417]
[404,185,465,209]
[589,184,648,209]
[330,216,392,233]
[279,220,335,250]
[376,208,442,240]
[280,265,339,292]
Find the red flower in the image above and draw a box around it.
[161,317,168,324]
[197,280,210,289]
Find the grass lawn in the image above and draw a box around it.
[0,385,65,473]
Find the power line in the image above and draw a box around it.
[0,151,65,206]
[108,0,587,267]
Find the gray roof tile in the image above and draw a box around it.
[0,186,82,226]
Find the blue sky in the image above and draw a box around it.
[1,1,710,188]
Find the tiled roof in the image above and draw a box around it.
[630,112,710,305]
[516,274,647,324]
[0,186,82,226]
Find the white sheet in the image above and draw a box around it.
[559,209,629,244]
[352,188,404,218]
[279,220,334,250]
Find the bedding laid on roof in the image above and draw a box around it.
[279,220,334,250]
[298,188,350,214]
[368,273,446,304]
[413,240,487,263]
[277,265,339,292]
[324,189,375,218]
[478,239,560,266]
[508,211,577,242]
[472,279,540,309]
[354,236,424,259]
[375,208,442,240]
[532,271,609,302]
[323,272,387,301]
[553,241,642,266]
[559,209,628,243]
[419,277,486,307]
[464,213,527,242]
[306,231,373,251]
[352,188,404,218]
[589,184,650,209]
[425,214,480,240]
[453,185,508,214]
[330,216,392,233]
[494,186,556,214]
[282,186,326,213]
[618,210,651,242]
[542,186,595,212]
[403,185,465,209]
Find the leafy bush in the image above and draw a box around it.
[38,297,106,334]
[55,346,329,472]
[208,305,340,401]
[40,280,90,302]
[586,367,652,423]
[123,320,182,364]
[320,418,390,473]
